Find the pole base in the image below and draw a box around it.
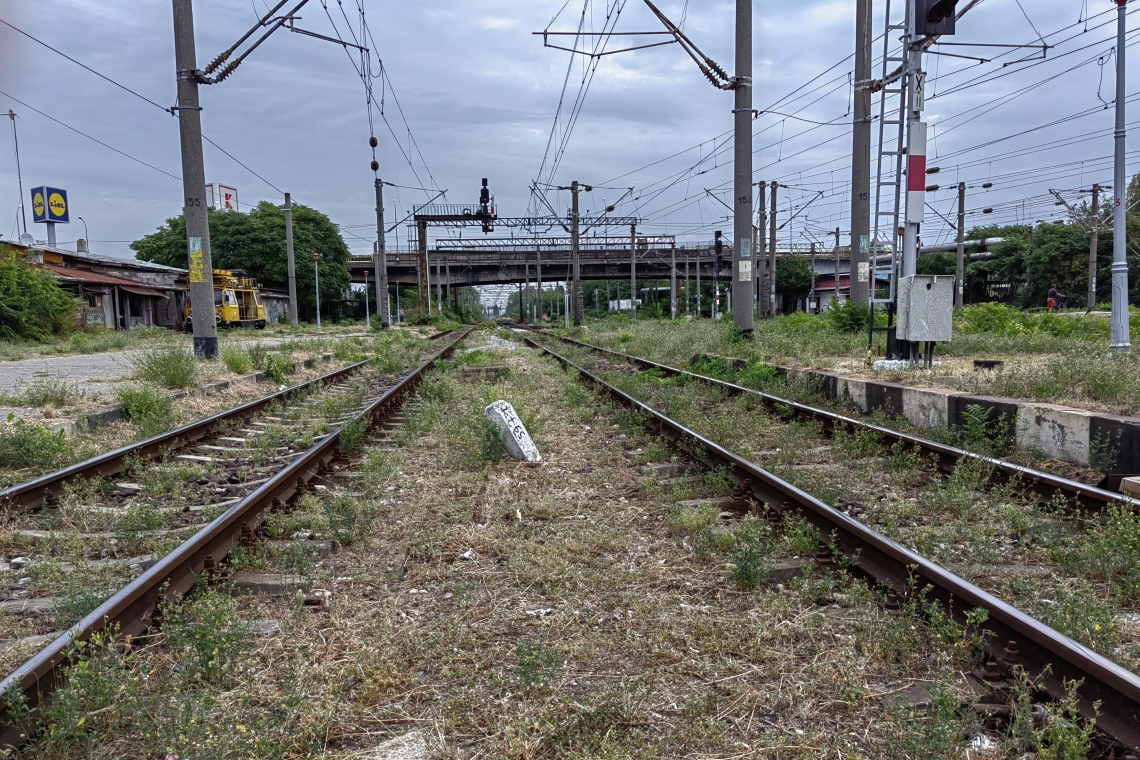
[732,328,754,340]
[193,336,219,360]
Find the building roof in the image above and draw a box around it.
[32,244,187,273]
[41,262,169,296]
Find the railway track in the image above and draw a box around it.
[0,327,471,748]
[525,332,1140,754]
[525,330,1137,514]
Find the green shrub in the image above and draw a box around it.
[130,343,197,388]
[221,345,252,374]
[826,299,870,333]
[264,355,290,384]
[516,640,561,689]
[0,246,79,341]
[20,376,84,408]
[956,302,1109,340]
[0,414,71,469]
[246,342,269,370]
[337,416,368,456]
[333,339,365,362]
[476,414,506,466]
[117,386,176,439]
[321,494,374,545]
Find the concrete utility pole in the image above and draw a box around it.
[567,184,583,328]
[768,181,778,317]
[570,181,583,325]
[809,242,817,311]
[630,223,637,319]
[955,182,966,309]
[834,227,841,303]
[313,253,322,331]
[1111,0,1131,350]
[849,0,872,306]
[732,0,754,333]
[375,179,390,327]
[284,193,299,328]
[417,220,429,315]
[173,0,219,359]
[670,239,678,318]
[536,245,543,322]
[1085,184,1100,313]
[756,182,767,314]
[695,248,701,316]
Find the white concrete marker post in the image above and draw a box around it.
[485,400,542,463]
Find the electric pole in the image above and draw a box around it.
[173,0,219,359]
[375,178,390,327]
[1111,0,1131,351]
[7,111,26,237]
[571,180,583,325]
[732,0,754,334]
[756,182,767,315]
[670,238,678,319]
[955,182,965,309]
[849,0,872,306]
[1088,184,1100,313]
[768,181,778,317]
[630,223,637,320]
[285,193,298,328]
[834,227,841,303]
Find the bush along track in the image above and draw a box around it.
[526,333,1140,757]
[0,329,471,750]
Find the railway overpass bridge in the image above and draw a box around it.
[346,238,727,288]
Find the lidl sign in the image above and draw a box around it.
[30,186,69,224]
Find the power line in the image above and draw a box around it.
[0,88,182,182]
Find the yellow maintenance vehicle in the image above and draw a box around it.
[183,269,267,330]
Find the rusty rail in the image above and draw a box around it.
[527,335,1140,753]
[0,328,472,748]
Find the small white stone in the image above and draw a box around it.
[456,549,476,562]
[8,557,30,571]
[484,400,542,463]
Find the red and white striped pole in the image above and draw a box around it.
[902,120,927,278]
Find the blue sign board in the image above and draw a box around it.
[30,186,69,224]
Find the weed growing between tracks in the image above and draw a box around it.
[540,336,1140,680]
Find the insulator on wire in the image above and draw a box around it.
[371,160,379,172]
[369,136,378,148]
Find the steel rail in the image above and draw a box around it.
[0,328,472,748]
[528,330,1138,514]
[0,330,456,514]
[526,335,1140,752]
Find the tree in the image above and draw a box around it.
[0,245,79,341]
[131,202,351,318]
[775,255,811,310]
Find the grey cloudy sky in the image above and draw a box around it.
[0,0,1135,260]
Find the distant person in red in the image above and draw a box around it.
[1047,284,1065,312]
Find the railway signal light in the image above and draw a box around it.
[480,178,494,233]
[914,0,957,36]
